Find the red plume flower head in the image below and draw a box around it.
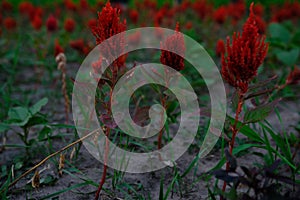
[160,23,185,71]
[46,15,58,32]
[221,3,269,93]
[216,39,225,57]
[4,17,16,30]
[213,6,227,24]
[91,2,127,68]
[64,18,76,33]
[31,15,43,30]
[55,39,64,57]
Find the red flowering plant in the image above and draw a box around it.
[88,2,128,199]
[218,2,271,196]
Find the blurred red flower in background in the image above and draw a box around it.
[70,39,90,55]
[129,9,139,24]
[271,2,300,22]
[213,6,227,24]
[216,39,225,57]
[19,1,34,16]
[160,23,185,71]
[227,1,245,24]
[4,17,17,30]
[55,39,64,57]
[31,15,43,30]
[46,15,58,32]
[64,0,77,11]
[1,1,13,11]
[64,18,76,33]
[221,3,268,93]
[87,18,97,29]
[192,0,212,20]
[185,21,193,30]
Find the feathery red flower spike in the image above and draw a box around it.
[221,3,269,94]
[160,23,185,71]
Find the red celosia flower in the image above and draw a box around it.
[87,18,97,29]
[80,0,89,10]
[286,66,300,85]
[91,2,127,68]
[55,39,64,57]
[64,18,75,33]
[271,2,300,22]
[192,0,213,20]
[160,23,185,71]
[46,15,58,32]
[221,3,269,93]
[185,21,193,30]
[64,0,77,11]
[213,6,227,24]
[31,15,43,30]
[4,17,16,30]
[227,1,246,24]
[19,1,34,16]
[216,39,225,57]
[129,9,139,24]
[1,1,13,11]
[70,39,85,53]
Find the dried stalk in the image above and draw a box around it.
[55,53,70,123]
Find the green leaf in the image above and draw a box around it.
[244,99,280,124]
[38,126,52,141]
[7,107,30,126]
[29,98,48,115]
[268,23,291,43]
[276,48,299,66]
[0,123,10,133]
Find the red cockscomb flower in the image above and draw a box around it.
[87,18,97,29]
[221,3,268,93]
[91,2,127,68]
[1,1,13,11]
[213,6,227,24]
[192,0,212,20]
[46,15,58,32]
[64,0,77,11]
[4,17,16,30]
[160,23,185,71]
[55,39,64,57]
[70,39,90,55]
[185,21,193,30]
[227,1,246,24]
[19,1,34,16]
[129,9,139,24]
[31,15,43,30]
[216,39,225,57]
[64,18,75,33]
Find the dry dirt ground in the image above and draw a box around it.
[1,64,300,199]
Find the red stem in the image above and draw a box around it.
[220,91,244,200]
[95,128,110,200]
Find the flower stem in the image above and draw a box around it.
[221,91,244,199]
